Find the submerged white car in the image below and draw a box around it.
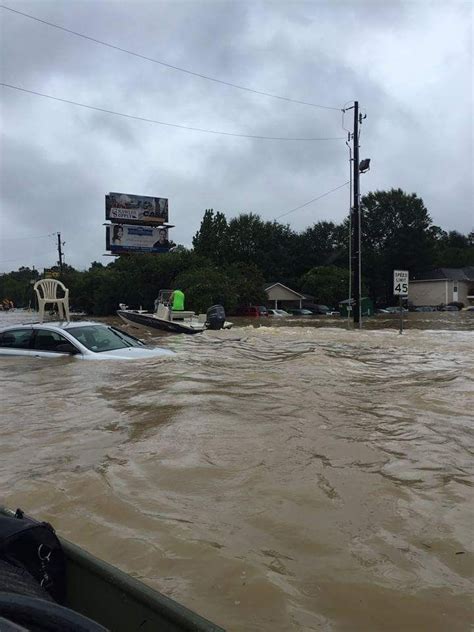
[0,321,175,360]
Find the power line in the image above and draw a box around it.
[1,83,345,141]
[274,181,350,220]
[0,4,342,112]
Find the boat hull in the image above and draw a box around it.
[62,537,223,631]
[117,310,204,334]
[0,507,224,631]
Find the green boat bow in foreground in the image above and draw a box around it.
[0,507,225,632]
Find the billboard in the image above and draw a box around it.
[43,269,60,279]
[106,192,169,224]
[106,224,171,253]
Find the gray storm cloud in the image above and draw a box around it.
[0,0,472,272]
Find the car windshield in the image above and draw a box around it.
[67,325,143,352]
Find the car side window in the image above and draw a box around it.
[33,330,73,352]
[0,329,33,348]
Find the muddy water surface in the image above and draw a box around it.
[0,312,473,631]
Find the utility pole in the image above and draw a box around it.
[352,101,361,327]
[57,232,64,274]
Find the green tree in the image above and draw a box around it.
[433,230,474,267]
[112,251,203,306]
[225,262,267,306]
[360,189,436,303]
[193,209,229,266]
[224,213,298,281]
[300,266,350,307]
[174,266,236,313]
[0,266,40,307]
[295,221,348,278]
[225,212,265,265]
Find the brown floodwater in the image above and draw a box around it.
[0,311,473,631]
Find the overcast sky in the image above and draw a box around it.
[0,0,472,273]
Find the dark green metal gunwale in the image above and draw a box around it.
[0,507,225,632]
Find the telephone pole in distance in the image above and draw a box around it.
[57,232,64,274]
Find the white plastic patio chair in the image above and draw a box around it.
[34,279,70,322]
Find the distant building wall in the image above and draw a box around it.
[409,280,474,305]
[265,285,304,302]
[457,282,474,305]
[265,283,306,309]
[409,280,451,305]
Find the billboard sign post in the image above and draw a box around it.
[393,270,409,334]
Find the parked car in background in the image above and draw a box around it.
[234,306,260,317]
[376,308,390,314]
[268,309,291,317]
[0,322,175,360]
[304,304,330,314]
[440,305,459,311]
[257,305,269,317]
[315,306,329,314]
[414,306,437,312]
[287,308,313,316]
[383,306,409,314]
[463,306,474,311]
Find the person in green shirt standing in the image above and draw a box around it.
[170,288,185,311]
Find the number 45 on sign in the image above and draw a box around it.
[393,270,409,295]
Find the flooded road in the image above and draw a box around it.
[0,312,473,630]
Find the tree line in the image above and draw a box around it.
[1,189,472,314]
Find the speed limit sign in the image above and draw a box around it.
[393,270,409,296]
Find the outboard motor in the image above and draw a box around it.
[206,304,226,330]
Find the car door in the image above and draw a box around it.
[31,328,81,358]
[0,328,34,356]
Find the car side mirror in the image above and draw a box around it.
[56,343,80,355]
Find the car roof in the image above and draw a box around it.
[0,321,107,333]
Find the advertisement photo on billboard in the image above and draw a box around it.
[105,192,169,224]
[106,224,171,253]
